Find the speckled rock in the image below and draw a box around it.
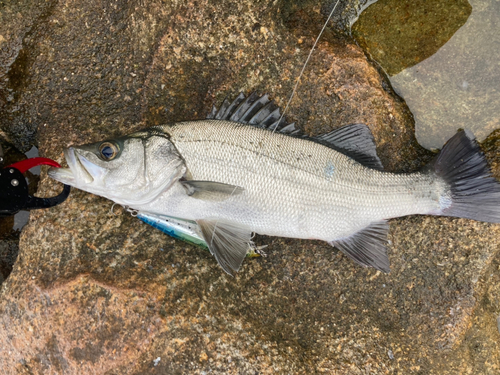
[0,0,56,151]
[0,0,499,374]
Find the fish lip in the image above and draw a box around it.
[48,165,75,184]
[48,147,96,186]
[66,147,93,185]
[48,148,77,184]
[74,152,97,184]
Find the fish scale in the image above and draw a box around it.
[159,120,443,240]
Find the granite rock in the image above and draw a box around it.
[0,0,499,374]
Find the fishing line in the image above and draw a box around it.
[274,0,342,132]
[110,203,120,215]
[209,1,342,271]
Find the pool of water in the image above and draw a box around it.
[352,0,499,150]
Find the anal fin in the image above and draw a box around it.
[196,219,253,276]
[329,220,390,273]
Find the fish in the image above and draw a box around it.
[48,93,500,275]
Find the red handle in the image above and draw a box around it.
[7,157,62,173]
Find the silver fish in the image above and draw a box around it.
[49,93,500,275]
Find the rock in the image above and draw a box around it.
[0,239,18,285]
[0,0,499,374]
[353,0,500,150]
[352,0,472,77]
[0,0,56,151]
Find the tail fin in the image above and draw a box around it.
[433,129,500,223]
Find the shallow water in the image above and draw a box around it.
[352,0,499,149]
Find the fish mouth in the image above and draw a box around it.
[48,147,103,186]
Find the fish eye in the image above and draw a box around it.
[99,141,119,161]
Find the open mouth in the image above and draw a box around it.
[48,147,99,186]
[48,149,75,184]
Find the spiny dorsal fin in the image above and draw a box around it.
[207,94,382,169]
[196,219,253,276]
[329,220,390,273]
[207,92,300,135]
[313,124,384,170]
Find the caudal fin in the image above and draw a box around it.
[434,130,500,223]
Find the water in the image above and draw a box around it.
[352,0,499,150]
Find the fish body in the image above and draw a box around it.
[49,93,500,275]
[139,120,442,239]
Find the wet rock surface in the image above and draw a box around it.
[0,0,499,374]
[352,0,500,150]
[352,0,472,77]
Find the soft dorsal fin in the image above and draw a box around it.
[196,219,253,276]
[313,124,383,170]
[329,220,390,273]
[207,92,301,135]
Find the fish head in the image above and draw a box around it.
[49,128,185,206]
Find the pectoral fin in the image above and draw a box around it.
[181,180,244,201]
[330,220,390,273]
[196,219,252,276]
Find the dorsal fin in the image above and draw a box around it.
[207,93,382,169]
[313,124,384,170]
[207,92,301,135]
